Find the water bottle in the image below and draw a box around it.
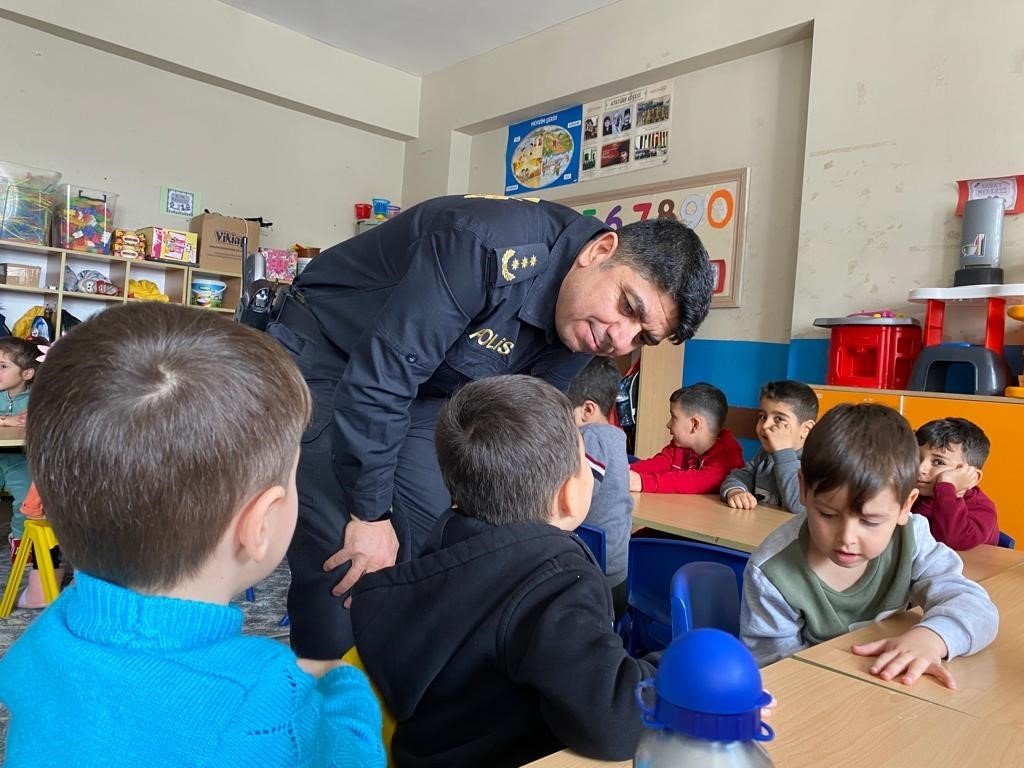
[634,628,774,767]
[616,377,635,427]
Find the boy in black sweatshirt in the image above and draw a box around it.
[351,375,655,767]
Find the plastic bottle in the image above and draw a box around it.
[615,377,635,428]
[634,628,774,767]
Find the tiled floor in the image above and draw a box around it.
[0,500,292,760]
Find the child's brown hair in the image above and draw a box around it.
[25,303,311,591]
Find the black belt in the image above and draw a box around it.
[273,288,324,341]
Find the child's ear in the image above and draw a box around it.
[22,368,35,383]
[896,488,919,525]
[235,484,287,562]
[799,419,815,439]
[690,415,702,434]
[581,400,598,421]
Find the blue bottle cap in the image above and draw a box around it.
[636,628,774,743]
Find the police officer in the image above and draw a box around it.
[268,194,713,659]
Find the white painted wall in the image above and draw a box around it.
[0,17,405,250]
[410,0,1024,348]
[467,41,812,344]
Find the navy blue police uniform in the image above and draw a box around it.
[267,194,609,658]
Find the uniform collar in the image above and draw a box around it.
[518,216,609,342]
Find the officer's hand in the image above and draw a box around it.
[324,517,400,607]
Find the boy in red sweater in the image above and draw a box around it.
[913,417,998,550]
[628,382,743,493]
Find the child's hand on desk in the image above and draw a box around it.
[629,470,642,492]
[851,626,956,689]
[725,489,758,509]
[297,658,350,678]
[14,413,25,427]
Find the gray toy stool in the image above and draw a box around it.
[907,344,1010,396]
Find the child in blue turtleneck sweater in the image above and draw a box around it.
[0,303,385,768]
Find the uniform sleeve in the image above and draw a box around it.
[740,562,809,666]
[530,349,592,393]
[332,229,488,521]
[907,516,999,660]
[720,455,758,501]
[921,484,998,550]
[770,449,805,514]
[503,565,656,761]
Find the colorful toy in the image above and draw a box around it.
[56,186,118,254]
[138,226,196,264]
[0,162,61,245]
[111,229,145,259]
[261,248,296,283]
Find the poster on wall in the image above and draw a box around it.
[579,79,673,182]
[559,169,749,308]
[504,105,582,195]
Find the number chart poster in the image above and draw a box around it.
[561,170,749,308]
[505,105,583,195]
[580,79,672,182]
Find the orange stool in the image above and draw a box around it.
[1007,305,1024,398]
[0,518,61,617]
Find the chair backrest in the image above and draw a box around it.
[575,523,607,573]
[620,537,749,654]
[670,561,741,638]
[998,530,1016,549]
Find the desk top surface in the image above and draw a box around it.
[0,425,25,447]
[795,564,1024,725]
[524,658,1024,767]
[630,493,792,553]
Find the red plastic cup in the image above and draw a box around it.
[354,203,372,220]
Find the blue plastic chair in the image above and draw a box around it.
[998,530,1015,549]
[670,561,741,638]
[618,538,749,655]
[575,524,607,573]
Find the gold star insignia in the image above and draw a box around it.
[530,255,537,267]
[512,258,521,270]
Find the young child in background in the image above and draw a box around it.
[0,337,44,607]
[352,376,658,768]
[913,417,998,550]
[567,357,632,617]
[741,404,998,689]
[628,382,744,493]
[720,380,819,513]
[0,304,385,768]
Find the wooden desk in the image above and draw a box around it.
[631,493,791,553]
[959,544,1024,583]
[524,659,1024,767]
[0,425,25,447]
[633,492,1022,581]
[796,565,1024,728]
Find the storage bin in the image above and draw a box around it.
[0,161,61,245]
[55,184,118,254]
[814,316,923,390]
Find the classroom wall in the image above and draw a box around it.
[0,10,409,251]
[407,0,1024,398]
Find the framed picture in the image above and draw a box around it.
[559,168,748,308]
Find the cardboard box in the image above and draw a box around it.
[138,227,197,264]
[189,213,260,275]
[0,262,42,287]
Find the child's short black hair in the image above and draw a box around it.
[759,380,819,424]
[566,358,620,418]
[669,382,728,433]
[25,303,311,591]
[435,375,581,526]
[0,337,41,374]
[802,403,918,511]
[916,417,991,469]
